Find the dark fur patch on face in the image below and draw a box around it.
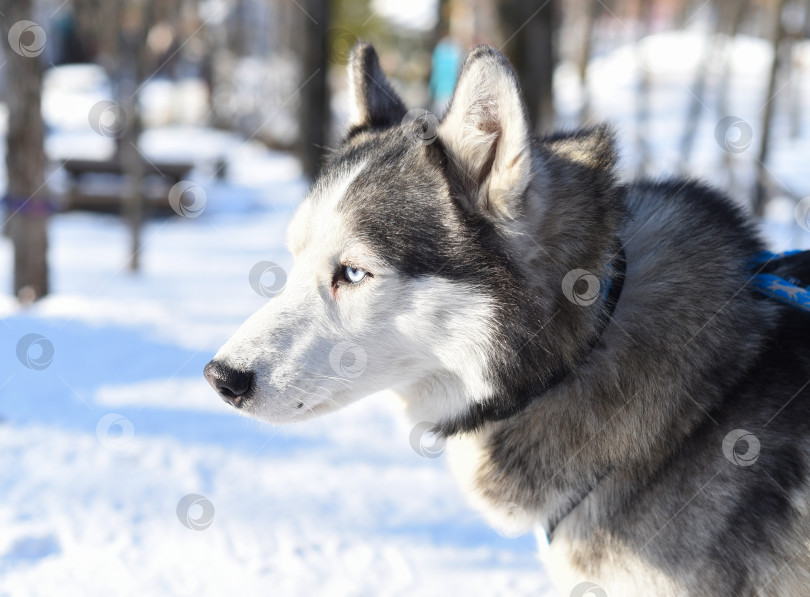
[323,46,631,436]
[334,132,513,282]
[319,124,627,435]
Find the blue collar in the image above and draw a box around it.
[748,251,810,313]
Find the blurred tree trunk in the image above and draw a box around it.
[634,0,654,177]
[788,0,810,139]
[118,0,156,271]
[679,0,735,171]
[576,0,600,124]
[72,0,122,71]
[295,0,330,180]
[754,0,787,216]
[435,0,451,47]
[716,0,747,119]
[499,0,557,134]
[0,0,49,301]
[120,40,144,272]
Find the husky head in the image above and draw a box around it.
[205,44,623,434]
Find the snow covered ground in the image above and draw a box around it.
[0,145,549,596]
[1,30,809,597]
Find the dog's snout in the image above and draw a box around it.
[204,360,254,409]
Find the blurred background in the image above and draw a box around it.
[0,0,808,595]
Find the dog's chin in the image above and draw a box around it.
[235,391,349,425]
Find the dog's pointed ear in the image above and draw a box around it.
[348,43,407,130]
[541,125,617,171]
[438,46,532,220]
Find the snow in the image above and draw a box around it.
[555,30,810,252]
[371,0,439,31]
[1,29,809,596]
[558,31,810,191]
[0,118,546,597]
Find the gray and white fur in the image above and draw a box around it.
[205,43,810,595]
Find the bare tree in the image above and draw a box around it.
[118,0,156,271]
[576,0,601,124]
[676,0,750,174]
[754,0,787,216]
[0,0,49,301]
[633,0,654,177]
[74,0,162,271]
[499,0,558,134]
[295,0,330,181]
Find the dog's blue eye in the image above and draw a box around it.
[344,265,367,284]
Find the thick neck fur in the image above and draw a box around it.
[435,127,629,435]
[446,172,776,548]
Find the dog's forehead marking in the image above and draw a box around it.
[288,160,368,256]
[315,159,369,208]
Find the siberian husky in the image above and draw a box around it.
[205,43,810,595]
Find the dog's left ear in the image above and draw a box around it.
[348,43,407,131]
[439,46,532,220]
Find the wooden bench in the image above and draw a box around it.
[61,157,195,213]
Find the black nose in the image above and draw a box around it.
[204,360,254,408]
